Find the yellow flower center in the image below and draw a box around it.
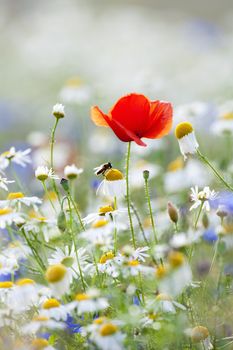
[0,207,13,216]
[128,260,139,266]
[31,338,49,350]
[16,278,35,286]
[43,298,61,309]
[33,315,49,322]
[148,312,157,320]
[66,77,82,87]
[156,264,168,278]
[44,191,57,201]
[45,264,67,283]
[156,293,172,301]
[143,217,152,228]
[94,317,107,325]
[0,281,13,288]
[7,192,24,200]
[168,251,185,268]
[191,326,209,342]
[92,219,109,228]
[100,323,118,336]
[167,157,184,172]
[99,251,115,264]
[75,293,90,301]
[175,122,194,139]
[222,112,233,120]
[98,205,114,215]
[105,168,124,181]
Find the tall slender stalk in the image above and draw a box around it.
[144,175,158,244]
[125,142,136,249]
[197,149,233,191]
[50,118,61,203]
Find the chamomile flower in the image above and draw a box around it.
[190,186,218,212]
[48,246,93,281]
[45,264,72,297]
[0,280,15,303]
[83,205,127,225]
[0,147,31,168]
[35,166,59,181]
[64,164,83,179]
[0,192,42,210]
[151,293,186,313]
[98,251,122,277]
[22,315,65,334]
[69,288,109,315]
[40,298,70,321]
[97,168,126,198]
[0,207,23,229]
[30,338,57,350]
[52,103,65,119]
[7,278,38,312]
[0,175,14,191]
[175,122,199,160]
[4,240,31,260]
[0,255,18,276]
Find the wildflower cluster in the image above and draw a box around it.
[0,95,232,350]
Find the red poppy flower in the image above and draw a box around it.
[91,93,173,146]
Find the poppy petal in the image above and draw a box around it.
[91,106,110,127]
[110,93,150,135]
[106,117,147,146]
[143,101,173,139]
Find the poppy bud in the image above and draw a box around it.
[167,202,178,224]
[60,178,69,192]
[57,210,66,232]
[216,205,228,220]
[143,170,150,180]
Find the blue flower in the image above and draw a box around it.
[202,228,218,243]
[211,191,233,213]
[65,315,81,334]
[133,296,140,306]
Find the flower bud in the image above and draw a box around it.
[167,202,178,224]
[52,103,65,119]
[57,210,66,232]
[143,170,150,180]
[60,178,69,192]
[216,205,228,220]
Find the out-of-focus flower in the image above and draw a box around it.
[91,93,172,146]
[0,147,31,169]
[64,164,83,180]
[45,264,71,297]
[189,326,213,349]
[0,175,14,192]
[60,77,91,105]
[190,186,218,212]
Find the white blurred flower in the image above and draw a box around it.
[35,166,59,181]
[64,164,83,179]
[0,175,14,191]
[190,186,218,212]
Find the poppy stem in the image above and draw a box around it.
[144,176,158,245]
[125,142,136,249]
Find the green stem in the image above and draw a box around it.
[50,118,61,203]
[197,149,233,191]
[144,177,158,244]
[21,228,45,272]
[67,197,86,291]
[194,202,204,230]
[67,191,85,232]
[125,142,136,249]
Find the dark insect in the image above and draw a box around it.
[94,162,112,176]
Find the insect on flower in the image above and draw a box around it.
[94,162,112,176]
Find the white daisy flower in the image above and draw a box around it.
[0,175,14,191]
[190,186,218,212]
[83,205,127,225]
[22,315,65,334]
[40,298,70,321]
[64,164,83,179]
[148,293,186,314]
[52,103,65,119]
[0,280,15,304]
[30,338,57,350]
[68,288,109,315]
[0,207,23,229]
[7,278,39,313]
[45,264,72,297]
[48,246,93,281]
[175,122,199,160]
[0,192,42,210]
[97,169,126,198]
[98,251,122,278]
[1,147,31,168]
[4,240,31,260]
[0,255,18,276]
[35,166,59,181]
